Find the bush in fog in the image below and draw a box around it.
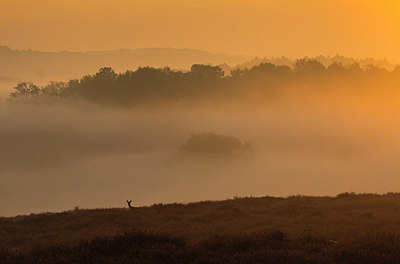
[180,132,253,157]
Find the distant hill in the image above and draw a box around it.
[0,45,249,82]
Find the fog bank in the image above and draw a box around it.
[1,94,400,216]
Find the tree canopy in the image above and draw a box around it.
[8,58,400,106]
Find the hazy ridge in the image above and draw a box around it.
[0,45,248,82]
[1,45,397,87]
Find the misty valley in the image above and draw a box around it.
[1,59,400,217]
[3,1,400,262]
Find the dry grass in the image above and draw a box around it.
[2,193,400,263]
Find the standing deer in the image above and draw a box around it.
[126,200,134,210]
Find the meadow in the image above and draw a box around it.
[2,193,400,263]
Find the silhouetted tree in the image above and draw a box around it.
[41,81,67,100]
[327,62,347,74]
[293,59,326,74]
[94,67,117,81]
[10,82,40,98]
[230,68,248,79]
[189,64,224,79]
[8,59,400,106]
[347,63,363,74]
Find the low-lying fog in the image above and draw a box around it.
[1,91,400,216]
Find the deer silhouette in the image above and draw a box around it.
[126,200,134,210]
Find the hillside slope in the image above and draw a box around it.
[2,194,400,259]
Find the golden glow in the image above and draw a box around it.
[1,0,400,60]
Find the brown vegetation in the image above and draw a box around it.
[2,193,400,263]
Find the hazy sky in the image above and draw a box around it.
[1,0,400,60]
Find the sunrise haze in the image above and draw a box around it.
[4,1,400,262]
[1,0,400,60]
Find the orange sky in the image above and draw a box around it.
[1,0,400,60]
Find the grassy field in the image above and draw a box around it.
[2,193,400,263]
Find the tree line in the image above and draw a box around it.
[9,58,400,105]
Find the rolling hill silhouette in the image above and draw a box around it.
[0,45,249,82]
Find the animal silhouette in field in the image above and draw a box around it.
[126,200,134,210]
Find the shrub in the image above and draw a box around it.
[180,132,253,157]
